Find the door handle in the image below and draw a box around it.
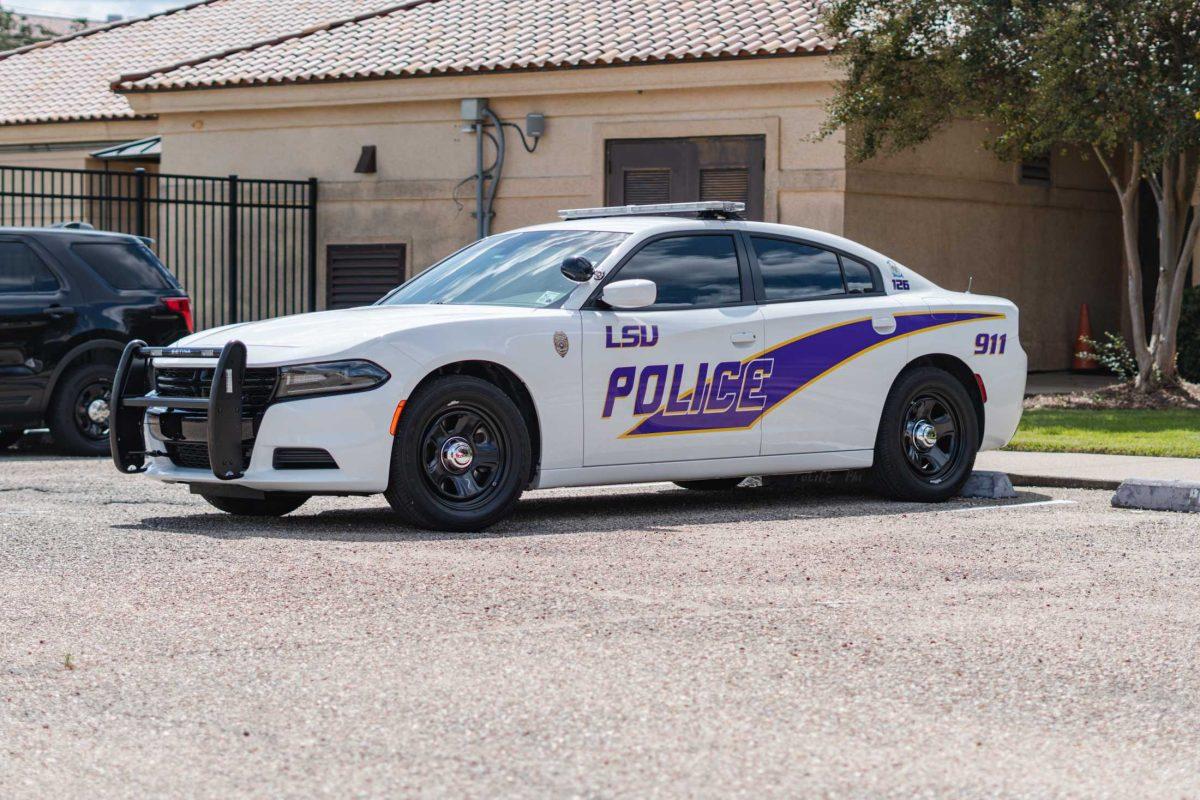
[42,306,76,319]
[871,315,897,335]
[730,331,757,345]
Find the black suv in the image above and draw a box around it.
[1,226,192,455]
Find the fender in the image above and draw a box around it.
[41,338,127,413]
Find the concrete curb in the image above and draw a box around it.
[1112,479,1200,513]
[1006,473,1122,491]
[960,470,1018,499]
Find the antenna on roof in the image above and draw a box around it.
[558,201,745,221]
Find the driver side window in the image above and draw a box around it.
[612,235,742,310]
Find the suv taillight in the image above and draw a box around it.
[164,296,193,333]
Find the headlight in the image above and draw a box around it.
[275,360,390,400]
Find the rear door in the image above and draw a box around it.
[745,235,912,455]
[0,237,73,421]
[580,232,765,466]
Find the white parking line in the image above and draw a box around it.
[940,499,1078,514]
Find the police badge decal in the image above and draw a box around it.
[553,331,569,358]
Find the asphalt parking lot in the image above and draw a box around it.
[2,451,1198,798]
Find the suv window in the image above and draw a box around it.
[0,241,60,294]
[750,237,878,301]
[71,241,174,291]
[612,235,742,310]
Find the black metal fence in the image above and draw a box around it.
[0,165,317,330]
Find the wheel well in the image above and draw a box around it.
[43,339,124,415]
[411,361,542,483]
[900,354,985,446]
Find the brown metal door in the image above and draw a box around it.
[605,135,765,220]
[326,243,406,309]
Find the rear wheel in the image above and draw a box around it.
[385,375,531,532]
[0,428,23,449]
[201,493,309,517]
[870,367,978,502]
[673,478,744,491]
[48,363,114,456]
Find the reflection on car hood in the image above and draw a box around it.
[172,304,552,363]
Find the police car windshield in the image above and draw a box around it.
[381,230,627,308]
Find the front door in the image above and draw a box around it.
[581,232,764,466]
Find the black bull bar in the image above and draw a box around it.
[110,339,250,480]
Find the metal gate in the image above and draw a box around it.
[0,165,317,330]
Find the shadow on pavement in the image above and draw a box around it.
[116,485,1055,542]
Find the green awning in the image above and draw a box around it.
[90,136,160,161]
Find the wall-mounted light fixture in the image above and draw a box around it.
[354,145,377,174]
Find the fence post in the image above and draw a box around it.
[133,167,147,238]
[227,174,239,325]
[307,177,318,312]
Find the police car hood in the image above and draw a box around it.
[175,304,540,363]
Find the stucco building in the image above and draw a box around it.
[0,0,1163,370]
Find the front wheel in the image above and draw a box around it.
[870,367,978,502]
[201,493,310,516]
[385,376,531,532]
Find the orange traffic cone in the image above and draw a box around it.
[1072,303,1098,372]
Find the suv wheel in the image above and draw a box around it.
[201,493,310,516]
[48,363,114,456]
[385,376,531,532]
[870,367,978,502]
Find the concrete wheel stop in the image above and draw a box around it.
[1112,479,1200,513]
[960,470,1018,499]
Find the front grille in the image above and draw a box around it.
[154,367,279,415]
[166,441,254,471]
[273,448,338,470]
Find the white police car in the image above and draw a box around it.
[111,202,1025,531]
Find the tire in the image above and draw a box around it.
[385,375,531,532]
[201,493,310,517]
[48,362,115,456]
[0,428,23,449]
[870,367,979,502]
[674,478,744,491]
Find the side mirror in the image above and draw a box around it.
[560,256,594,282]
[601,279,657,310]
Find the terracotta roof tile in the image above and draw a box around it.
[118,0,831,92]
[0,0,398,125]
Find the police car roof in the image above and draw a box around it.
[516,216,894,267]
[0,225,143,242]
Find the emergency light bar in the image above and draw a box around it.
[557,201,745,221]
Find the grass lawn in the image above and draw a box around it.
[1006,408,1200,458]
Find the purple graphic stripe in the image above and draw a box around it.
[626,312,998,436]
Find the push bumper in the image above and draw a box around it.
[111,339,251,480]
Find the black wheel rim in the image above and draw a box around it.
[420,404,506,508]
[901,390,962,484]
[74,379,112,441]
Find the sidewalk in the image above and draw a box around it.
[1025,371,1119,396]
[976,450,1200,490]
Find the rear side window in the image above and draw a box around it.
[613,235,742,310]
[750,237,879,301]
[72,241,174,291]
[0,242,60,293]
[841,256,878,294]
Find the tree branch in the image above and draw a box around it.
[1092,145,1124,194]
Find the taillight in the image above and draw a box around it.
[164,296,193,333]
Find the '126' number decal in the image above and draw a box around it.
[974,333,1007,355]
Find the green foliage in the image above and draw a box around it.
[1079,332,1139,382]
[1180,285,1200,382]
[821,0,1200,168]
[0,7,56,52]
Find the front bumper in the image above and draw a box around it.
[111,340,397,494]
